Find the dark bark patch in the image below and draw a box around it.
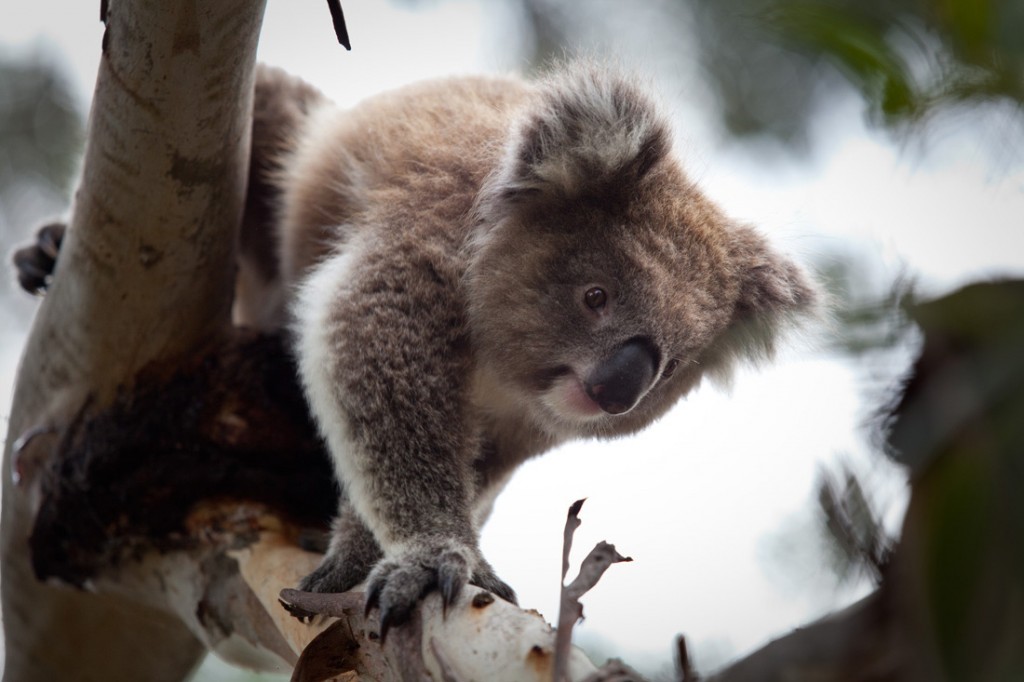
[29,330,336,587]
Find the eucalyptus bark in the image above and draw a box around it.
[1,3,265,679]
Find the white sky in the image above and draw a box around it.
[2,0,1023,677]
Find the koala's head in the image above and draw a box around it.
[467,62,818,440]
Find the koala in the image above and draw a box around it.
[235,61,818,635]
[16,62,818,636]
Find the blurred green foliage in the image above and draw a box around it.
[888,281,1024,679]
[692,0,1023,143]
[414,0,1023,146]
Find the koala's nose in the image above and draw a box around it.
[584,338,658,415]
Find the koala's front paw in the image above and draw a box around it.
[298,551,369,595]
[294,505,382,607]
[12,222,65,295]
[364,540,516,640]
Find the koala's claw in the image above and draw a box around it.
[438,561,464,616]
[364,578,383,617]
[378,607,398,644]
[362,543,517,641]
[364,557,433,640]
[470,569,517,606]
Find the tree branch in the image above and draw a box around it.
[703,590,898,681]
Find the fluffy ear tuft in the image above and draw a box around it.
[733,227,818,318]
[707,226,820,379]
[492,62,672,206]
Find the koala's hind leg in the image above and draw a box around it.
[12,221,66,295]
[298,500,382,594]
[234,65,327,330]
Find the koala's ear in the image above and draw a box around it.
[716,225,820,368]
[490,63,672,207]
[733,226,817,317]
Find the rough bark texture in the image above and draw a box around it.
[1,2,266,680]
[26,332,335,589]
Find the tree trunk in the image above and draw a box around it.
[1,2,265,679]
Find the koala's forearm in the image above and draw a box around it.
[294,240,478,553]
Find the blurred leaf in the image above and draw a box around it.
[506,0,1022,146]
[768,3,920,121]
[888,280,1024,679]
[817,464,892,584]
[813,250,917,365]
[772,0,1024,124]
[939,0,1001,63]
[688,0,1024,142]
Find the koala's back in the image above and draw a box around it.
[277,74,531,282]
[234,68,532,329]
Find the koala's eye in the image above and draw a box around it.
[662,358,680,379]
[584,287,607,310]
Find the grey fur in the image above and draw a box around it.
[236,62,819,629]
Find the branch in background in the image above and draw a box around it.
[676,636,699,682]
[695,281,1024,681]
[701,589,896,681]
[817,465,892,585]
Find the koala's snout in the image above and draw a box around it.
[584,338,658,415]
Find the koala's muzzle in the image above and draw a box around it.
[584,338,658,415]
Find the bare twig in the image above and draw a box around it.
[561,498,585,581]
[563,541,633,604]
[818,466,892,584]
[676,635,699,682]
[325,0,351,49]
[553,500,633,682]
